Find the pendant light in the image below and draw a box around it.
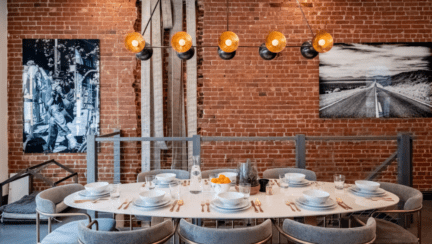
[300,41,318,59]
[259,31,286,60]
[171,31,195,60]
[125,32,146,53]
[312,30,333,53]
[218,0,238,60]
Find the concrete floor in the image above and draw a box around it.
[1,201,431,244]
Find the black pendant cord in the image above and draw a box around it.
[142,0,162,36]
[226,0,229,31]
[295,0,315,38]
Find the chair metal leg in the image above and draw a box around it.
[338,214,341,228]
[232,220,234,228]
[323,216,326,227]
[418,210,421,244]
[130,215,133,230]
[36,212,40,243]
[48,217,52,233]
[277,218,280,244]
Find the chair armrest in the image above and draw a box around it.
[86,220,99,231]
[271,219,314,244]
[372,206,422,218]
[36,209,92,222]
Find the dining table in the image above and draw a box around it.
[64,181,399,220]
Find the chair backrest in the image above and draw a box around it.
[78,219,174,244]
[36,183,84,214]
[263,168,317,181]
[178,219,272,244]
[282,218,376,244]
[201,169,237,178]
[137,169,190,182]
[378,182,423,210]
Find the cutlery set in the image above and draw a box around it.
[285,201,301,212]
[74,198,108,204]
[251,200,264,213]
[335,197,352,210]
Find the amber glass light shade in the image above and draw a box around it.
[171,32,193,53]
[265,31,286,53]
[312,30,333,53]
[125,32,146,53]
[218,31,239,53]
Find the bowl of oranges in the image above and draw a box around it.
[210,174,232,194]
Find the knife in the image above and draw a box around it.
[337,202,348,210]
[170,201,178,212]
[251,200,259,213]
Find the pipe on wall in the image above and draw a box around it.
[0,0,8,198]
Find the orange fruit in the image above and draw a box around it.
[219,174,226,179]
[223,178,231,184]
[211,178,218,183]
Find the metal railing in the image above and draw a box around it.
[86,132,413,187]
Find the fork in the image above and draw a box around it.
[287,202,301,212]
[142,182,146,187]
[176,200,184,212]
[285,201,296,211]
[336,197,352,209]
[117,199,128,210]
[123,199,134,210]
[201,201,205,212]
[206,199,210,212]
[255,200,264,212]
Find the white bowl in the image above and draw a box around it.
[218,172,238,184]
[139,190,166,204]
[155,173,176,183]
[303,190,330,204]
[355,180,380,192]
[217,192,244,206]
[85,182,109,194]
[211,182,231,194]
[285,173,306,182]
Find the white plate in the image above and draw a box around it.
[78,190,110,198]
[349,187,386,197]
[211,198,249,210]
[295,200,337,211]
[134,196,171,207]
[210,201,251,213]
[296,196,336,208]
[289,180,311,187]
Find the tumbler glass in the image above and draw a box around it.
[169,182,181,200]
[239,183,251,199]
[334,174,345,190]
[279,173,289,188]
[145,175,156,190]
[110,183,120,199]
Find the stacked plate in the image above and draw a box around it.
[348,186,386,197]
[132,196,173,210]
[154,179,178,188]
[155,173,178,188]
[287,179,311,187]
[295,196,337,211]
[210,198,251,213]
[285,173,310,187]
[78,190,110,199]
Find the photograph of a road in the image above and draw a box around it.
[319,43,432,118]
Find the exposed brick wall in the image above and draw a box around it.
[197,0,432,191]
[7,0,141,190]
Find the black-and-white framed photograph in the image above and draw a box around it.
[319,43,432,118]
[22,39,100,153]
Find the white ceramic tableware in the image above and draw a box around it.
[84,182,109,194]
[217,192,245,206]
[218,172,238,184]
[355,180,380,192]
[139,190,166,204]
[285,173,306,183]
[155,173,176,183]
[211,182,231,194]
[302,189,330,204]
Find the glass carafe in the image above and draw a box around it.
[189,156,203,194]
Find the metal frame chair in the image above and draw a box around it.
[177,219,273,244]
[36,209,94,244]
[77,219,179,244]
[271,219,376,244]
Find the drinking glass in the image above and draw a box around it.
[239,183,251,199]
[145,175,156,190]
[169,182,181,200]
[110,183,120,199]
[266,184,273,195]
[279,174,289,188]
[334,174,345,190]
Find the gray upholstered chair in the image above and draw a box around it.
[178,219,272,244]
[364,182,423,244]
[36,184,117,244]
[273,217,376,244]
[201,168,237,178]
[137,169,190,182]
[78,219,176,244]
[263,168,317,181]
